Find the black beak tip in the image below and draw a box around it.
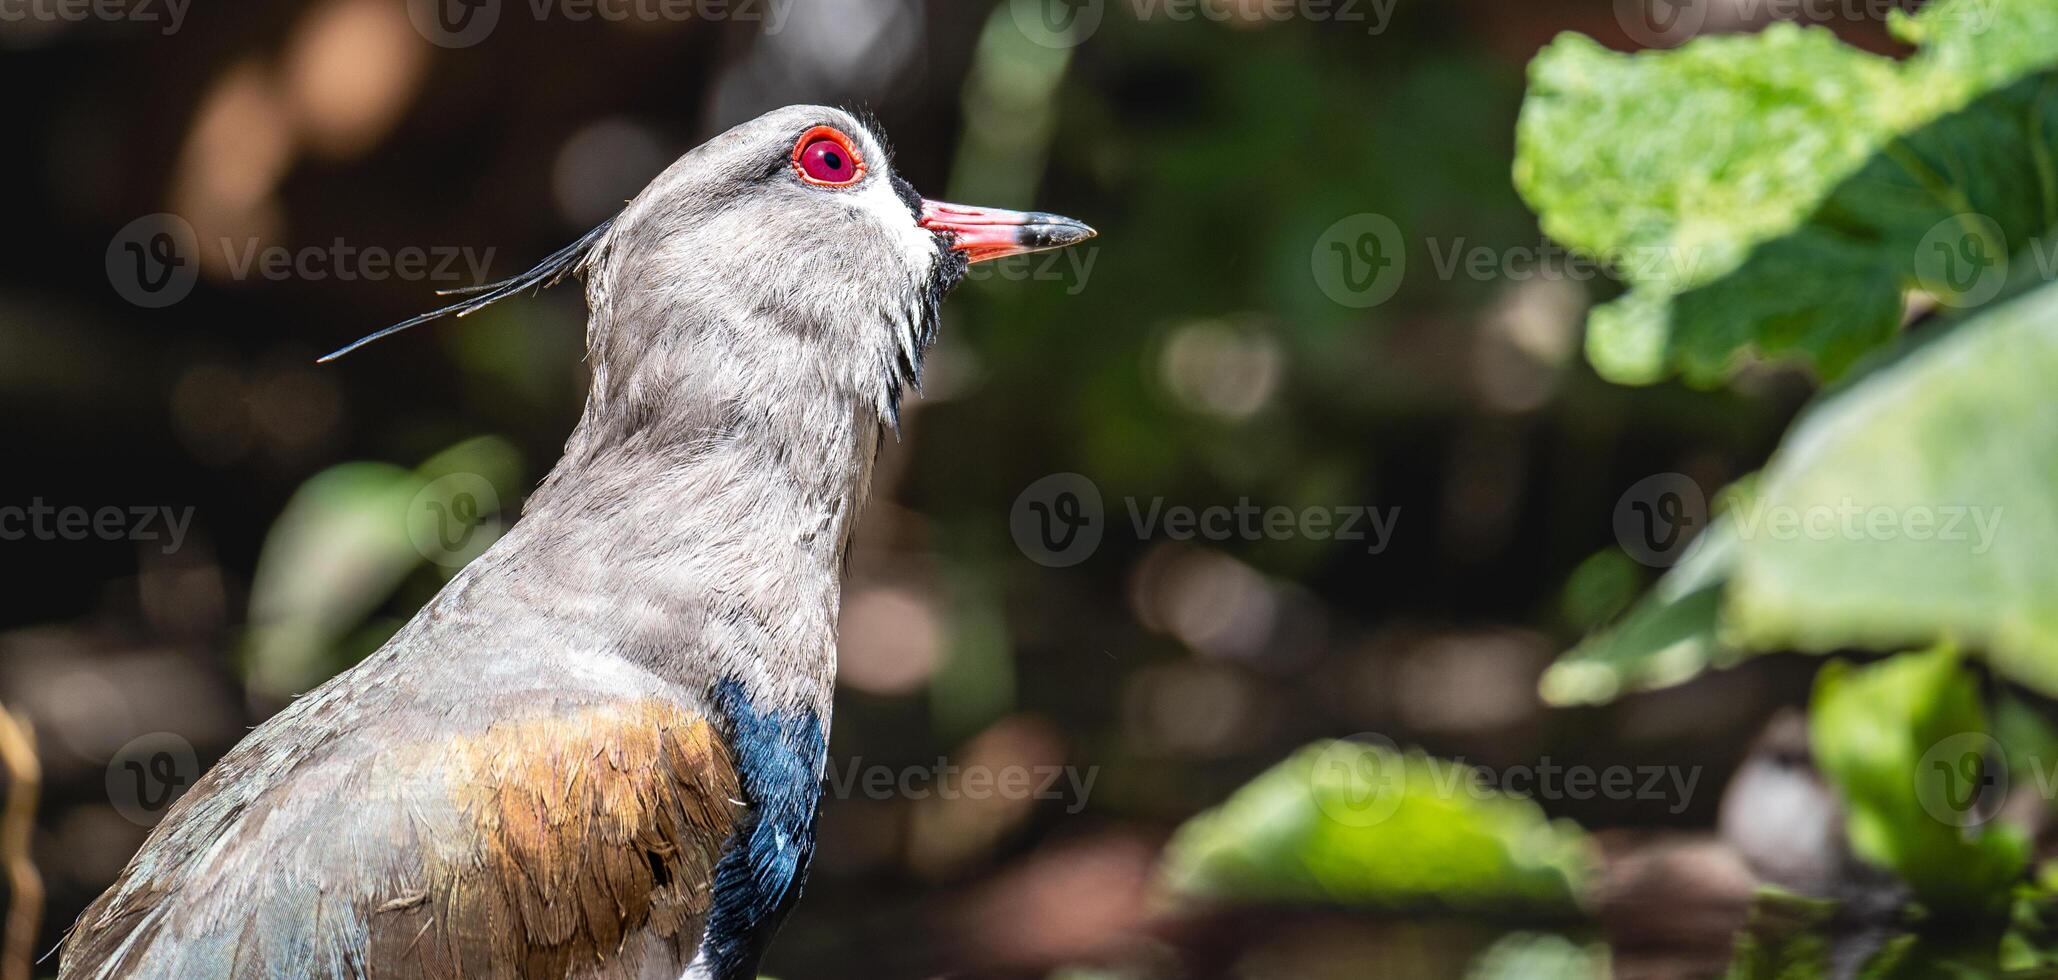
[1029,214,1097,249]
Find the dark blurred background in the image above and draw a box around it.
[0,0,1932,976]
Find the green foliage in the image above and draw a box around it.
[241,436,523,698]
[1725,889,1841,980]
[1558,548,1645,634]
[1545,278,2058,703]
[1543,509,1737,705]
[1158,740,1594,915]
[1721,886,2058,978]
[1463,932,1609,980]
[1723,283,2058,690]
[1998,891,2058,972]
[1514,0,2058,384]
[1809,648,2027,913]
[1521,4,2058,945]
[1995,694,2058,786]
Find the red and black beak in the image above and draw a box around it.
[920,201,1097,263]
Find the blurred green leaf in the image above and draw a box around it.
[1897,0,2058,94]
[1725,281,2058,694]
[243,461,421,698]
[1159,740,1594,915]
[1559,548,1644,634]
[1513,0,2058,384]
[1550,274,2058,702]
[242,436,522,698]
[1464,932,1609,980]
[1810,648,2027,913]
[1994,695,2058,787]
[1542,514,1737,706]
[948,0,1075,211]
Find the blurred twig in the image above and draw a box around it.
[0,709,39,980]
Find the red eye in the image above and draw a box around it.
[792,126,865,187]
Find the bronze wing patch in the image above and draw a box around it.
[367,699,743,980]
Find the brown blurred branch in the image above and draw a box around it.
[0,709,39,980]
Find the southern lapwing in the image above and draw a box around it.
[60,104,1095,980]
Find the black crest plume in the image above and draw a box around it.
[316,219,614,363]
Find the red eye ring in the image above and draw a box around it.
[791,126,866,188]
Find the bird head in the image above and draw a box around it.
[321,105,1096,431]
[586,104,1096,427]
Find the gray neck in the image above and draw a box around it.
[441,286,884,719]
